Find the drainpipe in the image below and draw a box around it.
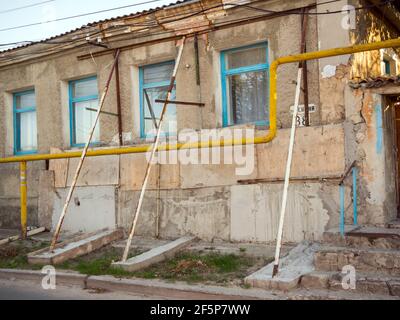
[20,161,27,239]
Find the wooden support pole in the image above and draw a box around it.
[50,49,121,251]
[20,161,27,240]
[121,37,186,262]
[272,68,303,277]
[145,91,159,130]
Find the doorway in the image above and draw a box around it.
[385,95,400,218]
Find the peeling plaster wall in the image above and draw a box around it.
[45,123,345,240]
[349,0,400,79]
[1,0,398,240]
[344,88,398,225]
[231,183,337,243]
[0,0,323,234]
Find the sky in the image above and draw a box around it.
[0,0,178,50]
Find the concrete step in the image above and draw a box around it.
[322,226,400,250]
[112,236,197,272]
[314,246,400,276]
[245,242,320,291]
[28,228,124,265]
[301,271,400,297]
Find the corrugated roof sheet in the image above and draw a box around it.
[1,0,196,53]
[349,75,400,89]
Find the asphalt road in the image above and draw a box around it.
[0,279,165,300]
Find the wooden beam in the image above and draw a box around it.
[0,227,46,246]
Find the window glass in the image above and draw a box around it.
[144,63,175,84]
[227,70,268,125]
[14,90,37,154]
[384,60,391,75]
[222,44,269,126]
[70,77,99,146]
[17,111,37,151]
[73,100,100,145]
[15,92,35,110]
[225,46,266,70]
[141,62,176,137]
[72,78,98,98]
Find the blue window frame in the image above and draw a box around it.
[383,59,391,75]
[13,89,37,155]
[69,76,99,147]
[139,61,176,139]
[220,43,269,127]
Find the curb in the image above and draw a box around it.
[0,268,87,288]
[0,268,279,300]
[86,275,281,300]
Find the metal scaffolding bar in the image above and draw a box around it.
[50,49,121,251]
[121,37,186,262]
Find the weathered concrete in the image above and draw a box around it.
[230,183,332,242]
[256,124,345,179]
[49,148,69,188]
[28,228,124,265]
[245,242,320,290]
[52,186,117,233]
[0,162,44,229]
[0,0,399,244]
[180,144,258,189]
[314,246,400,276]
[66,155,119,187]
[38,170,55,230]
[0,269,87,288]
[86,275,280,300]
[112,236,196,272]
[117,187,231,241]
[301,271,400,297]
[112,235,293,259]
[119,153,180,191]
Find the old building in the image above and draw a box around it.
[0,0,399,245]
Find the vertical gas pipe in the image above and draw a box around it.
[20,161,27,239]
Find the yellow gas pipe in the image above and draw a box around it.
[0,38,399,236]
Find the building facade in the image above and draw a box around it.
[0,0,399,243]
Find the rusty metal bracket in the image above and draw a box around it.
[85,107,119,117]
[155,99,205,107]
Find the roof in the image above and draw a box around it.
[0,0,196,54]
[349,75,400,89]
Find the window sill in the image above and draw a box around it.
[14,150,38,156]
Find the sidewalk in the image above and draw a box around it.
[0,268,397,300]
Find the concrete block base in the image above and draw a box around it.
[245,242,320,291]
[112,236,196,272]
[28,228,124,265]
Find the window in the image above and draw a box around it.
[139,61,176,138]
[221,43,269,127]
[69,76,99,146]
[383,59,391,75]
[13,90,37,155]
